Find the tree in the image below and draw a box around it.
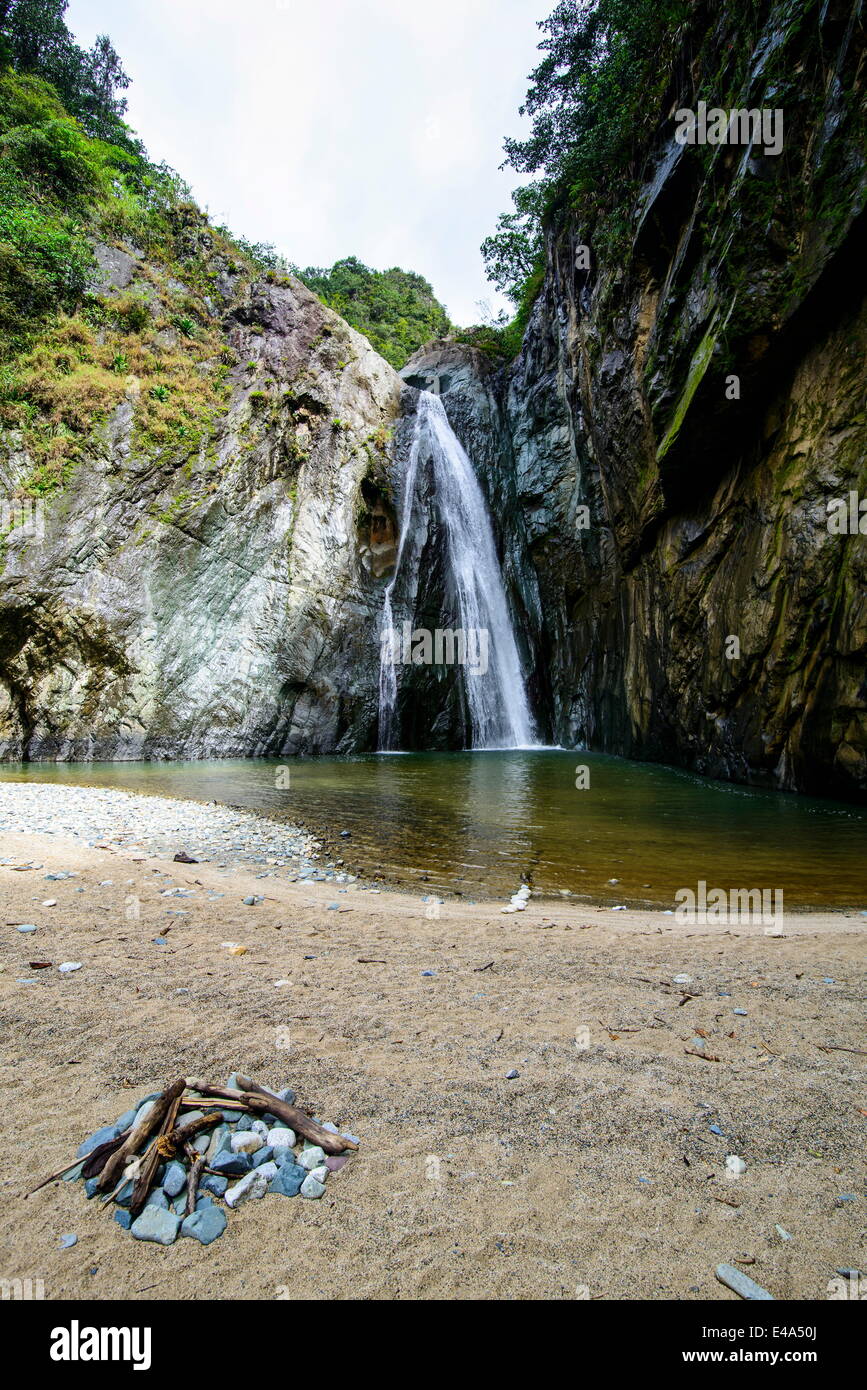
[481,0,689,307]
[295,257,452,369]
[0,0,131,140]
[481,183,545,304]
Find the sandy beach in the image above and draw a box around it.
[0,784,864,1302]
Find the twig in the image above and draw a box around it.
[684,1047,722,1062]
[25,1158,86,1198]
[98,1078,186,1194]
[188,1076,356,1153]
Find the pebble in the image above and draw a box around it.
[715,1263,774,1300]
[211,1149,252,1176]
[252,1146,275,1167]
[269,1163,307,1197]
[299,1146,326,1171]
[725,1156,747,1176]
[163,1160,187,1197]
[277,1088,296,1105]
[145,1189,169,1210]
[130,1207,181,1245]
[77,1123,121,1158]
[254,1161,279,1183]
[59,1234,78,1249]
[230,1132,263,1155]
[181,1206,227,1245]
[267,1127,297,1150]
[300,1173,326,1199]
[0,784,321,875]
[225,1170,268,1208]
[775,1225,791,1241]
[15,924,37,933]
[325,1154,349,1173]
[505,1070,519,1080]
[200,1174,228,1198]
[58,962,82,973]
[114,1210,132,1230]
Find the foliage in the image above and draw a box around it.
[295,256,452,369]
[0,0,133,143]
[482,0,690,331]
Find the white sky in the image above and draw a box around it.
[64,0,547,325]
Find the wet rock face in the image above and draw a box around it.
[0,267,402,759]
[409,4,867,801]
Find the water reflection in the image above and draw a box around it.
[1,751,865,908]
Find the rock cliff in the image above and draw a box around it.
[0,248,402,758]
[406,0,867,800]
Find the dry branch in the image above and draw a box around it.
[98,1077,186,1193]
[187,1077,356,1154]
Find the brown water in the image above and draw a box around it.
[1,750,866,909]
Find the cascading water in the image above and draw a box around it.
[378,391,535,751]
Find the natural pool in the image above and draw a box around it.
[2,749,866,909]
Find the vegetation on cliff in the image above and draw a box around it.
[0,1,450,504]
[294,257,452,370]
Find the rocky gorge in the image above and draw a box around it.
[0,0,865,803]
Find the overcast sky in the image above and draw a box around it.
[65,0,548,325]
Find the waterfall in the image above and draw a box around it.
[378,391,535,751]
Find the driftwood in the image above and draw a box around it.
[186,1153,206,1216]
[25,1128,132,1198]
[187,1076,356,1154]
[169,1112,221,1147]
[25,1158,88,1198]
[81,1130,131,1180]
[98,1078,186,1193]
[129,1085,185,1218]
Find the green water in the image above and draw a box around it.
[1,750,866,909]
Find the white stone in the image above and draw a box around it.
[308,1165,328,1184]
[725,1155,746,1176]
[250,1120,269,1140]
[267,1127,297,1149]
[255,1161,279,1182]
[299,1146,325,1170]
[225,1170,268,1208]
[230,1131,263,1155]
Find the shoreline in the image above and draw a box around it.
[2,780,866,916]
